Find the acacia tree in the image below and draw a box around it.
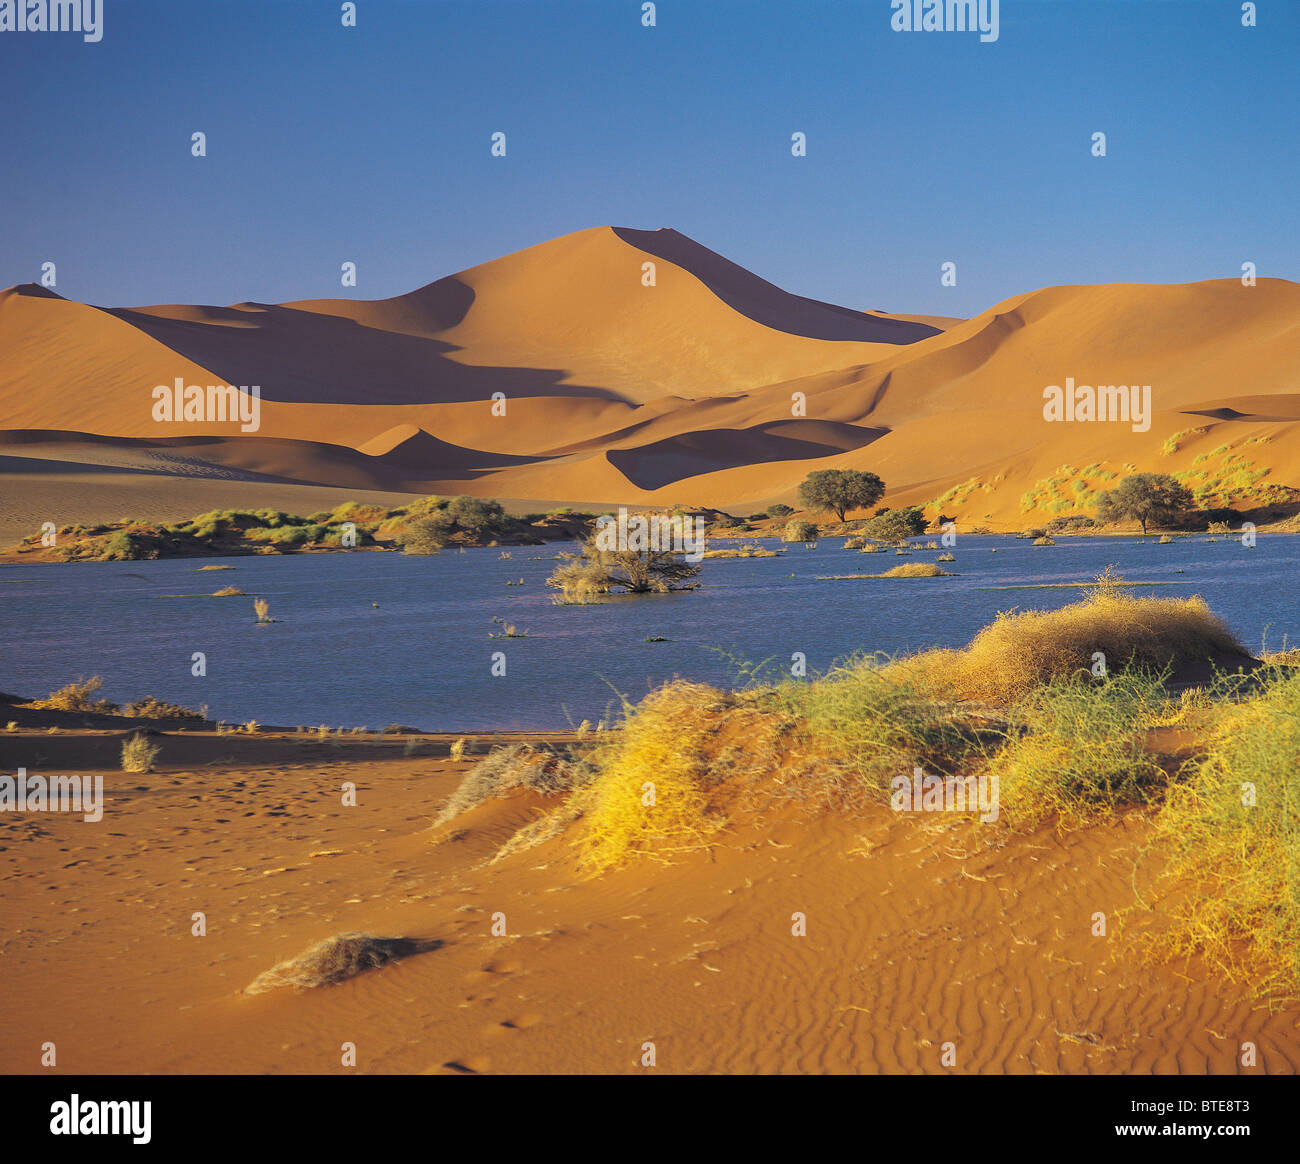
[797,469,886,523]
[1096,473,1195,534]
[547,536,701,601]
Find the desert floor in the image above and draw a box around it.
[2,724,1297,1075]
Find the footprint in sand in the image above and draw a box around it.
[481,1013,544,1039]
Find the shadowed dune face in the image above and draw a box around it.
[607,421,887,490]
[106,300,620,406]
[611,227,942,344]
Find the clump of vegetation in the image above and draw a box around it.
[1032,535,1055,546]
[244,933,430,994]
[822,563,953,580]
[121,733,161,773]
[860,507,926,543]
[780,657,977,791]
[782,520,819,543]
[570,683,730,871]
[124,696,206,721]
[702,543,781,558]
[1046,514,1097,534]
[888,569,1246,705]
[1096,473,1195,534]
[547,536,701,600]
[212,585,245,596]
[25,676,118,714]
[435,743,584,826]
[767,503,795,519]
[1150,667,1300,997]
[987,672,1168,829]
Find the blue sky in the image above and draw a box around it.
[2,0,1296,317]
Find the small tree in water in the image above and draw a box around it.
[547,536,701,601]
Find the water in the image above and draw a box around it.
[2,535,1297,730]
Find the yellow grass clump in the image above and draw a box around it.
[875,562,951,578]
[889,570,1244,705]
[26,676,117,714]
[573,682,727,872]
[121,733,161,773]
[1149,667,1300,997]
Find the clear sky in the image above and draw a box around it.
[2,0,1296,317]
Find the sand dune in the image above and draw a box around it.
[3,228,1299,526]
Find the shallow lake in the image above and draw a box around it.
[2,534,1297,730]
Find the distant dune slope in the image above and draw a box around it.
[2,227,1299,525]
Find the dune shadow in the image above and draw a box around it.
[607,420,886,490]
[105,279,624,405]
[612,227,941,345]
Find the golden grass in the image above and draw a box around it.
[121,733,160,773]
[572,683,727,872]
[1148,667,1300,997]
[888,570,1244,705]
[25,675,117,713]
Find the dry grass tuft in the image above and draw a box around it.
[26,676,117,714]
[121,733,161,773]
[571,682,732,872]
[244,933,431,994]
[889,570,1245,705]
[435,743,583,826]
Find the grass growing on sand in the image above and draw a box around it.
[570,684,726,871]
[1150,667,1300,996]
[25,676,117,714]
[986,672,1169,829]
[244,933,429,994]
[888,568,1245,705]
[121,733,161,773]
[433,571,1297,994]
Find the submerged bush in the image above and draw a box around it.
[782,519,818,542]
